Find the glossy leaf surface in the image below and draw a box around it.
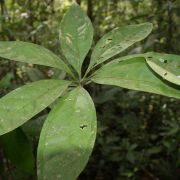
[89,23,153,69]
[0,41,71,74]
[92,57,180,98]
[37,87,97,180]
[60,3,93,76]
[145,52,180,85]
[0,80,71,135]
[0,128,35,174]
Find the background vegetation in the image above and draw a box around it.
[0,0,180,179]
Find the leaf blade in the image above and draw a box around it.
[145,52,180,85]
[89,23,153,69]
[92,57,180,98]
[0,128,35,174]
[60,3,93,76]
[0,79,71,135]
[37,87,97,180]
[0,41,72,75]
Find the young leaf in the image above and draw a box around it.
[0,41,72,75]
[88,23,153,70]
[92,57,180,98]
[59,3,93,76]
[0,80,71,135]
[145,52,180,85]
[37,87,97,180]
[0,128,35,174]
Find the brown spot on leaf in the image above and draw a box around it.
[80,125,87,129]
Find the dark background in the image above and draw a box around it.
[0,0,180,179]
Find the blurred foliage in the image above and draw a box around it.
[0,0,180,179]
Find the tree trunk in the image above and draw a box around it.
[0,0,5,15]
[87,0,93,21]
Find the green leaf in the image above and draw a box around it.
[88,23,153,70]
[37,87,97,180]
[145,52,180,85]
[0,79,71,135]
[0,73,14,88]
[92,57,180,98]
[60,3,93,76]
[22,114,47,138]
[26,68,45,81]
[0,41,72,75]
[0,128,35,174]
